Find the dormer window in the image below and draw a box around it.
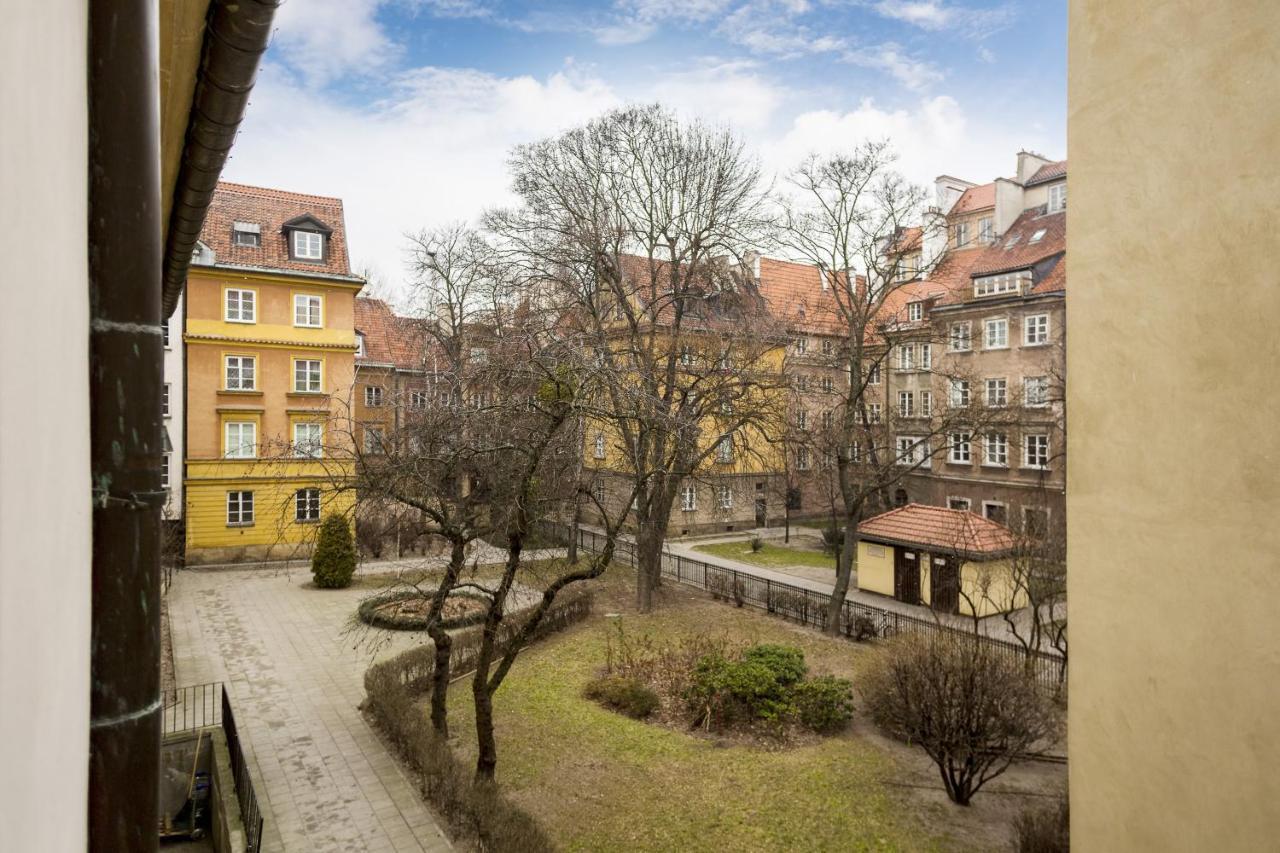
[282,214,333,262]
[973,271,1032,298]
[1047,183,1067,213]
[907,301,923,322]
[293,230,323,260]
[232,222,261,247]
[355,333,366,358]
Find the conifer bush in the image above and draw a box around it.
[312,515,357,589]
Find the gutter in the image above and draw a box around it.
[161,0,281,319]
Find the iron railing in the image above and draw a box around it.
[544,522,1066,693]
[222,688,264,853]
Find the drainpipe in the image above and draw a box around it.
[161,0,279,319]
[88,1,164,849]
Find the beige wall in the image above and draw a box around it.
[1069,2,1280,848]
[0,3,91,850]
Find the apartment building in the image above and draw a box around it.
[162,293,185,522]
[353,296,430,454]
[183,183,363,564]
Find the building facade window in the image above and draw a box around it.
[1024,313,1050,345]
[163,318,171,348]
[920,390,933,417]
[950,379,970,407]
[227,491,254,526]
[1048,182,1067,213]
[364,386,383,407]
[409,390,427,409]
[821,376,833,393]
[294,359,322,393]
[898,391,914,418]
[821,339,833,355]
[949,432,972,464]
[224,421,256,458]
[952,221,970,248]
[1024,434,1050,469]
[1024,376,1050,408]
[716,485,732,510]
[985,317,1009,348]
[920,343,932,370]
[908,301,923,322]
[984,433,1009,467]
[294,294,322,327]
[978,217,994,243]
[821,410,834,430]
[161,454,170,489]
[868,403,882,424]
[295,488,321,522]
[225,355,255,390]
[294,422,322,458]
[867,363,881,385]
[162,383,170,417]
[796,446,811,470]
[355,333,366,358]
[717,435,733,462]
[949,321,971,352]
[974,272,1030,298]
[364,426,385,455]
[232,222,260,247]
[292,230,323,259]
[681,483,697,511]
[948,496,972,511]
[897,343,916,370]
[986,378,1008,407]
[794,337,808,354]
[1023,506,1049,537]
[796,410,808,430]
[224,288,255,323]
[896,436,928,467]
[594,433,606,459]
[983,501,1007,523]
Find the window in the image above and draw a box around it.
[1048,182,1067,213]
[469,347,488,365]
[355,334,366,358]
[680,345,694,366]
[952,221,970,248]
[716,485,733,510]
[794,375,809,392]
[868,403,882,424]
[896,436,928,467]
[920,390,933,417]
[978,217,994,243]
[821,376,833,393]
[796,410,808,430]
[1024,314,1050,345]
[950,379,971,407]
[949,321,971,352]
[225,355,256,390]
[973,271,1030,298]
[794,337,808,354]
[897,343,916,370]
[364,386,383,407]
[162,383,170,417]
[1023,507,1049,537]
[232,222,260,247]
[226,491,254,526]
[717,435,733,462]
[294,359,322,393]
[409,390,427,409]
[796,447,811,470]
[948,496,971,511]
[898,391,914,418]
[920,344,932,370]
[821,410,833,430]
[294,294,322,327]
[593,481,606,506]
[1024,376,1050,408]
[821,339,833,355]
[985,318,1009,349]
[163,318,171,348]
[224,288,255,323]
[949,432,971,464]
[985,433,1008,467]
[983,501,1007,524]
[364,426,385,455]
[848,442,861,462]
[593,433,606,459]
[1024,434,1050,469]
[867,363,881,385]
[681,483,697,511]
[224,421,256,458]
[292,230,323,260]
[294,422,322,458]
[161,454,170,489]
[986,378,1008,407]
[1029,228,1047,244]
[907,301,923,322]
[295,488,321,522]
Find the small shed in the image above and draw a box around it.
[855,503,1023,617]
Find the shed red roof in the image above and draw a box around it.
[950,182,995,215]
[859,503,1015,556]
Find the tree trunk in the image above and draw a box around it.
[567,494,581,564]
[473,681,497,781]
[635,522,662,612]
[825,518,858,635]
[427,626,452,734]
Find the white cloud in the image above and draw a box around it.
[636,61,787,131]
[272,0,399,85]
[977,44,996,63]
[843,43,944,91]
[867,1,1015,38]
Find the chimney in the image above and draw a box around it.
[934,174,977,215]
[1016,150,1052,184]
[920,209,948,277]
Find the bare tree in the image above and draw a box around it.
[863,633,1062,805]
[488,104,782,612]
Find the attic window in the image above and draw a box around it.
[355,333,365,358]
[1004,232,1022,249]
[232,222,261,247]
[292,230,324,260]
[907,301,923,322]
[1029,228,1047,243]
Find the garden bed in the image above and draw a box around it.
[357,589,489,631]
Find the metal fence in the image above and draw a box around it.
[547,522,1066,693]
[161,682,264,851]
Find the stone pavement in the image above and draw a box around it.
[168,562,457,853]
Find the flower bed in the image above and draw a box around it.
[357,589,489,631]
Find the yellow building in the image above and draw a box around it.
[183,183,362,563]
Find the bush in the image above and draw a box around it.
[584,675,661,719]
[312,515,357,588]
[749,535,765,552]
[1012,795,1069,853]
[792,675,854,733]
[707,572,745,607]
[849,613,878,642]
[821,524,845,553]
[741,644,807,686]
[686,653,793,728]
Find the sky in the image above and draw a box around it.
[221,0,1066,300]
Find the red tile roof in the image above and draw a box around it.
[198,182,357,278]
[969,208,1066,278]
[354,298,428,370]
[1024,160,1067,187]
[757,257,846,335]
[859,503,1015,557]
[950,182,995,215]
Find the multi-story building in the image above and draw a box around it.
[162,293,185,523]
[183,183,363,564]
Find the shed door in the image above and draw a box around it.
[894,549,921,605]
[931,556,960,615]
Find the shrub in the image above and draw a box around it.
[849,613,878,642]
[741,644,807,686]
[749,535,765,552]
[584,675,660,719]
[792,675,854,732]
[1012,795,1069,853]
[686,654,792,729]
[707,572,745,606]
[821,525,844,554]
[312,515,357,588]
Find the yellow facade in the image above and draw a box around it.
[184,266,360,563]
[855,539,1026,618]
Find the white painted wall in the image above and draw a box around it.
[0,3,91,851]
[164,294,185,518]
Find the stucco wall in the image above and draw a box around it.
[856,540,895,597]
[1069,2,1280,848]
[0,4,91,850]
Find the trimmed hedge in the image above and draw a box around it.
[363,590,594,850]
[357,590,489,632]
[584,675,660,719]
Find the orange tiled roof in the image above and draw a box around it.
[970,208,1066,278]
[950,182,995,215]
[354,297,428,370]
[198,182,356,278]
[1024,160,1067,187]
[859,503,1015,556]
[757,257,847,335]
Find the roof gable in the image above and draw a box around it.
[281,213,333,235]
[859,503,1015,557]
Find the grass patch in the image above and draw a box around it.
[695,540,836,572]
[441,566,956,852]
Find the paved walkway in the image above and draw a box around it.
[169,563,457,853]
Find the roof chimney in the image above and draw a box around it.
[1016,150,1053,184]
[934,174,977,215]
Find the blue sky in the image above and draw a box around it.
[223,0,1066,298]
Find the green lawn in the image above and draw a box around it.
[694,540,837,572]
[440,567,965,852]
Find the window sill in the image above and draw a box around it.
[1022,341,1050,348]
[295,518,320,525]
[293,324,324,330]
[226,522,255,528]
[288,390,328,397]
[947,459,971,466]
[981,463,1008,469]
[983,345,1010,351]
[224,318,257,325]
[219,389,263,396]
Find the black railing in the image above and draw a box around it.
[545,522,1066,693]
[162,682,264,851]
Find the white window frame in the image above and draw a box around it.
[907,301,923,322]
[948,496,972,511]
[1024,434,1050,469]
[868,403,882,424]
[680,483,697,512]
[821,376,833,393]
[867,363,881,385]
[224,421,257,459]
[364,386,383,407]
[986,378,1008,408]
[950,379,970,408]
[898,391,914,418]
[292,230,323,260]
[163,318,171,349]
[796,446,811,470]
[949,322,971,352]
[293,422,323,458]
[897,343,916,370]
[1024,313,1050,346]
[224,288,255,323]
[1048,183,1067,213]
[982,500,1007,523]
[232,228,260,248]
[920,390,932,417]
[409,390,427,410]
[978,217,994,243]
[821,410,833,430]
[364,426,385,455]
[355,334,366,358]
[716,435,733,463]
[896,436,928,468]
[821,339,833,355]
[294,359,322,393]
[984,433,1009,467]
[794,337,808,354]
[294,294,323,328]
[716,485,733,510]
[952,220,970,248]
[226,491,254,526]
[920,343,932,370]
[948,432,972,464]
[594,433,606,459]
[1024,376,1050,408]
[224,355,256,391]
[796,410,808,430]
[162,383,170,417]
[161,454,170,490]
[295,488,321,523]
[974,272,1030,298]
[984,318,1009,349]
